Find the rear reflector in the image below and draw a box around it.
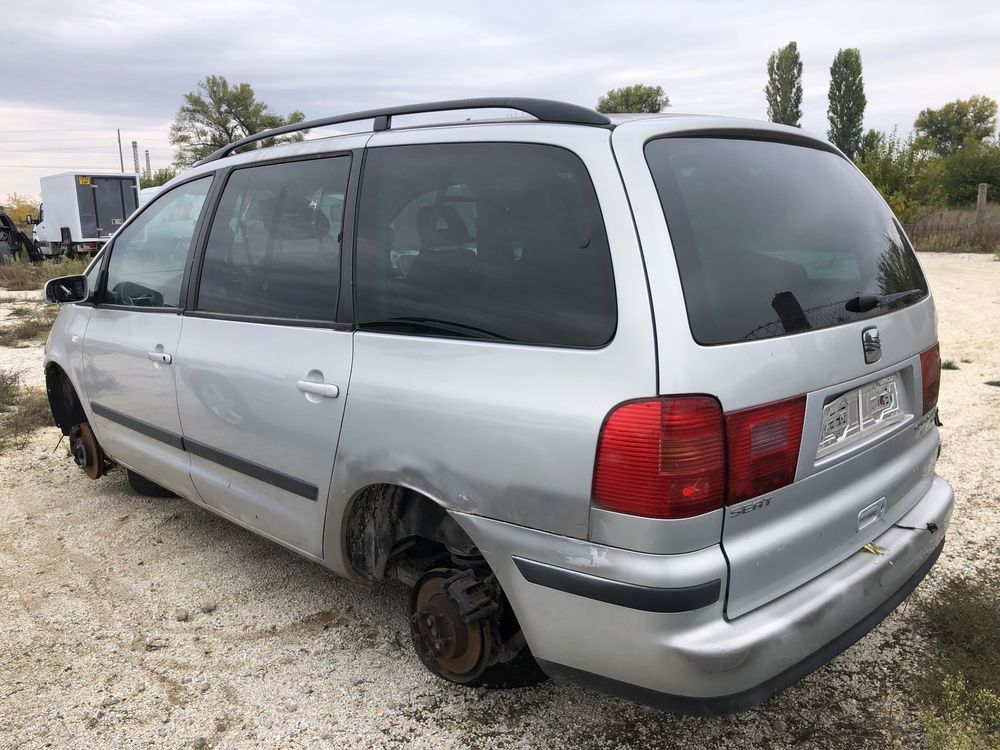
[920,343,941,416]
[725,395,806,505]
[593,397,725,519]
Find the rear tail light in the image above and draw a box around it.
[593,394,806,518]
[920,343,941,415]
[592,397,725,519]
[725,396,806,505]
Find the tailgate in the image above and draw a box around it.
[610,120,942,616]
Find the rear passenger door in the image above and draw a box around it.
[174,154,355,559]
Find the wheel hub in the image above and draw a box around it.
[69,422,104,479]
[416,593,469,660]
[410,571,487,680]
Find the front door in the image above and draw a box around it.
[83,176,214,498]
[174,155,353,558]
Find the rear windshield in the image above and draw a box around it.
[645,137,928,345]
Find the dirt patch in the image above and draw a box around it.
[0,253,998,749]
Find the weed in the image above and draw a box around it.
[960,358,973,364]
[986,381,1000,388]
[942,360,960,370]
[0,369,53,452]
[921,675,1000,750]
[6,388,52,446]
[917,559,1000,749]
[0,367,19,409]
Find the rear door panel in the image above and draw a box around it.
[174,320,352,558]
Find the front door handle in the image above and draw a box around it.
[296,380,339,399]
[147,351,172,365]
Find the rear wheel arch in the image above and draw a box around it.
[343,483,478,581]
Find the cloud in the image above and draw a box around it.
[3,0,999,195]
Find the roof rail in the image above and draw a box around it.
[195,97,611,165]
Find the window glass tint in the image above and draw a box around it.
[197,156,350,321]
[356,143,616,347]
[103,176,212,307]
[645,138,928,345]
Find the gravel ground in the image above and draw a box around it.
[1,253,997,750]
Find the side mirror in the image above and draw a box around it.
[25,215,36,225]
[44,275,89,304]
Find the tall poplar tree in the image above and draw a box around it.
[827,48,866,158]
[765,42,803,127]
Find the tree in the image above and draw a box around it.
[1,193,40,230]
[827,48,866,158]
[914,96,999,156]
[140,167,178,189]
[858,128,884,160]
[169,75,307,166]
[765,42,803,127]
[596,84,669,114]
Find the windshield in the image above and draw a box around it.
[645,137,928,345]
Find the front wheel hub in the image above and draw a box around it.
[69,422,104,479]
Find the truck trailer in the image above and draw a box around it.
[29,172,139,257]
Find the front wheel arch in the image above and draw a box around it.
[45,363,86,437]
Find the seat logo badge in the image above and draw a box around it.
[862,327,881,364]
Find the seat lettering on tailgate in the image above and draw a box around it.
[729,497,771,518]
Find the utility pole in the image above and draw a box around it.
[117,129,124,172]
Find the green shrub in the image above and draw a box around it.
[938,141,1000,206]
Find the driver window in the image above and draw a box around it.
[103,176,213,307]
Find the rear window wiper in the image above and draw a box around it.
[360,317,515,342]
[845,288,924,313]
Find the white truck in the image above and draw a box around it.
[28,172,140,257]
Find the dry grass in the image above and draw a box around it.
[0,305,58,347]
[0,256,90,292]
[0,368,53,452]
[906,205,1000,254]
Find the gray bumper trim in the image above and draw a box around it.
[512,556,721,613]
[536,536,945,715]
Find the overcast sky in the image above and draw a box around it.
[3,0,999,197]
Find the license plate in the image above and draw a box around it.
[817,374,902,458]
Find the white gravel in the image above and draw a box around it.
[1,253,997,750]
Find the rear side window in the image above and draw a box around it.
[355,143,616,347]
[197,156,350,322]
[645,137,928,345]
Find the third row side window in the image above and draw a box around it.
[354,143,617,347]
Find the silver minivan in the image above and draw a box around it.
[42,98,952,713]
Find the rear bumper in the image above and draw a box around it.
[451,475,953,713]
